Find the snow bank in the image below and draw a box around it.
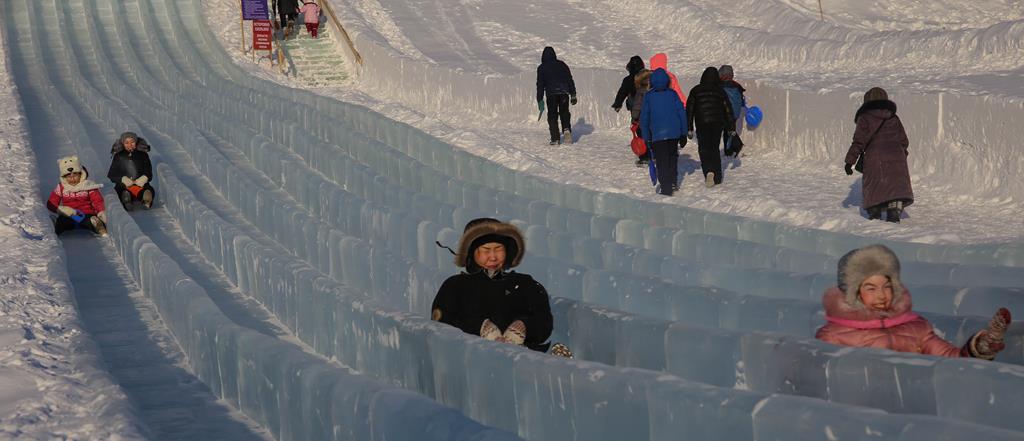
[327,0,1024,206]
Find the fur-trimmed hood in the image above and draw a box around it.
[634,69,651,91]
[454,219,525,270]
[110,132,152,155]
[854,99,897,122]
[836,244,905,308]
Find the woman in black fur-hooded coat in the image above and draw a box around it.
[431,218,553,352]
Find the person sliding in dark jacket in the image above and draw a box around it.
[640,68,687,196]
[431,218,554,352]
[536,47,577,145]
[611,55,645,114]
[686,67,735,188]
[107,131,155,211]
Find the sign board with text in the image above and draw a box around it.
[253,20,272,51]
[241,0,269,20]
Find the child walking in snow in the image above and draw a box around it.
[816,244,1011,360]
[719,65,747,158]
[298,1,321,39]
[630,69,652,167]
[640,68,687,196]
[46,156,107,236]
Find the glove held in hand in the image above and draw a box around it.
[503,320,527,346]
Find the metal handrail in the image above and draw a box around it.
[320,0,363,65]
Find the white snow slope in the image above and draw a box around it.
[2,0,1024,439]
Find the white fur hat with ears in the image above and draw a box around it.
[836,244,904,307]
[58,156,82,176]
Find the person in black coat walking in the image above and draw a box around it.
[611,55,645,114]
[431,218,554,352]
[686,67,735,187]
[276,0,300,36]
[536,47,577,145]
[107,132,155,210]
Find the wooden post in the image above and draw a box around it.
[818,0,824,21]
[239,0,246,54]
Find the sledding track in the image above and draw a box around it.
[8,0,1024,440]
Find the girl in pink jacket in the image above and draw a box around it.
[816,244,1010,360]
[298,1,321,38]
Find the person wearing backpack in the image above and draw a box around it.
[843,87,913,222]
[719,65,747,158]
[640,68,687,196]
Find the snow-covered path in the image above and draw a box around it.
[311,0,1024,245]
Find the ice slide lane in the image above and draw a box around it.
[13,1,524,440]
[6,6,273,441]
[103,0,1024,437]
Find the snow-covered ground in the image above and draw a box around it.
[2,0,1023,437]
[211,0,1024,244]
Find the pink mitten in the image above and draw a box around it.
[973,308,1011,360]
[503,320,526,346]
[479,319,501,341]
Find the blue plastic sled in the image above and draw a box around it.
[745,105,763,129]
[70,211,86,224]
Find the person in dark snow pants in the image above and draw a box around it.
[536,47,577,145]
[640,68,687,196]
[107,132,155,211]
[843,87,914,222]
[686,67,735,187]
[276,0,300,35]
[431,218,554,352]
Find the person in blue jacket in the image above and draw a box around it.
[640,68,688,196]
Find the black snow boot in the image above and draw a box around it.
[886,208,902,223]
[867,206,882,220]
[120,190,133,211]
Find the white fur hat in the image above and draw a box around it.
[58,156,82,176]
[836,244,904,307]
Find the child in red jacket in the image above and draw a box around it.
[46,156,107,236]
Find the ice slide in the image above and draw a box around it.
[7,0,1024,440]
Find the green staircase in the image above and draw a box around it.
[278,23,349,87]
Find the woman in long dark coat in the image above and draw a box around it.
[844,87,914,222]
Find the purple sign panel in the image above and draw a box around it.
[241,0,269,20]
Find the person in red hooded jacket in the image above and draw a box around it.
[816,244,1011,360]
[648,53,685,106]
[46,155,107,236]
